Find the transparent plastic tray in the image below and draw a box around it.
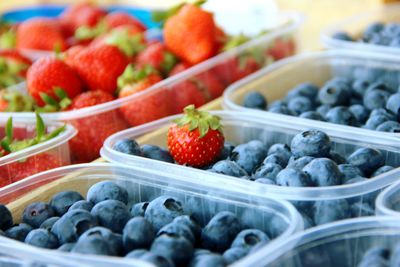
[375,180,400,217]
[240,216,400,267]
[321,4,400,55]
[101,111,400,228]
[223,50,400,137]
[0,163,302,267]
[3,11,303,163]
[0,118,76,188]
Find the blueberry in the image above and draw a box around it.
[25,229,59,249]
[22,202,55,228]
[269,100,286,109]
[372,165,394,177]
[287,96,314,115]
[151,234,194,265]
[366,81,393,93]
[173,215,202,240]
[350,97,362,105]
[69,200,94,212]
[390,37,400,47]
[201,211,242,252]
[347,147,385,176]
[364,115,389,130]
[390,242,400,267]
[276,168,312,187]
[370,108,396,120]
[218,142,235,160]
[313,199,350,225]
[39,217,60,231]
[338,164,364,182]
[142,145,174,163]
[376,120,400,132]
[91,200,131,233]
[113,139,142,156]
[58,242,75,252]
[332,32,353,41]
[255,178,275,184]
[363,22,384,40]
[5,223,33,241]
[139,252,175,267]
[122,217,155,252]
[290,130,331,158]
[51,209,97,244]
[349,104,370,124]
[50,191,84,216]
[359,255,389,267]
[287,156,315,170]
[267,143,291,161]
[242,92,267,110]
[87,181,128,205]
[131,202,149,217]
[231,229,269,250]
[286,83,319,102]
[363,89,390,110]
[386,93,400,114]
[125,249,149,258]
[253,163,282,180]
[329,152,346,165]
[189,253,226,267]
[268,105,294,115]
[299,111,326,121]
[316,105,331,117]
[80,226,123,256]
[318,80,350,106]
[359,246,390,267]
[72,235,112,255]
[382,23,400,38]
[223,247,248,265]
[194,249,212,257]
[303,158,342,186]
[145,196,184,232]
[211,160,248,177]
[231,140,267,173]
[351,79,370,98]
[325,106,357,126]
[363,246,390,260]
[263,153,288,167]
[0,205,13,231]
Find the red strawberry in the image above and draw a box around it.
[69,90,128,162]
[266,38,296,60]
[136,42,178,76]
[118,64,171,126]
[192,72,225,99]
[213,56,260,86]
[167,105,224,167]
[0,49,32,88]
[105,11,146,32]
[16,18,67,51]
[0,49,32,66]
[68,44,129,94]
[60,3,106,34]
[63,45,85,66]
[27,57,83,108]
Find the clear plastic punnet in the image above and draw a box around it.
[102,111,400,228]
[223,50,400,137]
[321,4,400,54]
[0,118,76,188]
[238,216,400,267]
[0,163,302,267]
[375,180,400,217]
[1,11,303,163]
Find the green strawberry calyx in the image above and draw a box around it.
[104,27,145,57]
[37,87,72,112]
[117,64,158,90]
[1,90,34,112]
[222,33,250,52]
[160,51,178,75]
[75,20,109,41]
[173,105,223,138]
[0,112,66,156]
[152,0,207,26]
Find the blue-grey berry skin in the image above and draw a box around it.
[218,142,235,161]
[144,196,184,232]
[386,93,400,114]
[72,235,112,256]
[40,217,60,231]
[25,229,59,249]
[349,104,370,125]
[376,120,400,132]
[338,164,364,183]
[79,226,123,256]
[303,158,343,186]
[222,247,248,265]
[329,151,346,165]
[363,89,391,110]
[50,191,84,216]
[325,106,357,126]
[211,160,248,177]
[318,80,350,106]
[347,147,385,176]
[69,200,94,212]
[316,105,331,117]
[286,83,319,102]
[263,153,288,168]
[287,96,314,115]
[313,199,350,225]
[370,108,396,120]
[91,200,131,233]
[125,249,148,259]
[189,253,227,267]
[22,202,55,228]
[242,91,267,110]
[363,22,384,40]
[366,81,393,93]
[253,163,282,180]
[299,111,326,121]
[290,130,331,158]
[351,79,370,98]
[58,242,75,252]
[332,32,353,41]
[0,205,13,231]
[364,115,389,130]
[157,222,195,244]
[194,249,212,257]
[287,156,315,170]
[130,202,149,217]
[173,215,202,240]
[372,165,394,177]
[231,140,268,174]
[123,217,155,251]
[151,234,194,266]
[139,252,175,267]
[268,105,294,115]
[276,168,312,187]
[359,246,390,267]
[390,242,400,267]
[87,181,128,205]
[267,144,292,163]
[5,223,33,241]
[142,144,174,163]
[113,139,142,156]
[231,229,269,250]
[201,211,242,253]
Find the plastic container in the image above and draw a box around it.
[3,11,303,163]
[0,163,302,267]
[0,118,76,188]
[321,3,400,55]
[375,180,400,216]
[238,216,400,267]
[223,50,400,137]
[102,111,400,228]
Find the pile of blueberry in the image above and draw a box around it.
[332,22,400,48]
[0,181,276,267]
[242,77,400,132]
[357,244,400,267]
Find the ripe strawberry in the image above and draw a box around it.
[60,3,106,34]
[0,49,32,88]
[213,56,260,86]
[164,4,218,65]
[136,42,178,76]
[63,45,85,66]
[16,18,67,51]
[167,105,224,167]
[0,49,32,75]
[68,44,129,94]
[69,90,128,162]
[27,57,83,108]
[118,64,171,126]
[266,38,296,61]
[104,11,146,32]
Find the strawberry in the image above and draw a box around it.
[213,56,260,86]
[27,57,83,109]
[16,18,67,51]
[136,42,178,76]
[266,38,296,61]
[60,3,106,34]
[69,90,128,162]
[0,49,32,68]
[192,72,225,99]
[68,44,129,94]
[0,49,32,88]
[0,90,34,112]
[167,105,224,167]
[104,11,146,32]
[63,45,85,66]
[118,64,171,126]
[164,4,218,65]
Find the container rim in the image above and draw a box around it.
[101,110,400,201]
[375,179,400,217]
